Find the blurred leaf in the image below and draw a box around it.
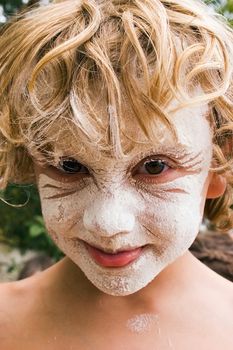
[29,224,45,237]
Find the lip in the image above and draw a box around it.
[84,242,145,268]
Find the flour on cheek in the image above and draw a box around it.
[37,105,213,296]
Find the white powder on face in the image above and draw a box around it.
[83,194,136,236]
[126,313,159,334]
[37,101,213,296]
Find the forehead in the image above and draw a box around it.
[52,97,212,168]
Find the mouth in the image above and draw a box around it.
[83,241,146,268]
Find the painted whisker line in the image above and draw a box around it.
[153,187,189,198]
[178,151,204,168]
[44,190,77,199]
[145,186,188,195]
[182,167,202,175]
[138,189,171,200]
[41,183,63,189]
[181,162,203,172]
[186,169,203,176]
[162,188,187,194]
[141,224,170,242]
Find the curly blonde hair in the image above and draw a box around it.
[0,0,233,230]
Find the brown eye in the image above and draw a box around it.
[58,158,89,174]
[134,159,170,176]
[144,160,167,175]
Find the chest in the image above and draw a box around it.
[3,321,233,350]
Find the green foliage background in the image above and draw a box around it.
[0,185,64,260]
[0,0,232,259]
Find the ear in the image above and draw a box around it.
[206,173,227,199]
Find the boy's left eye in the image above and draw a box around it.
[58,158,89,174]
[136,159,169,176]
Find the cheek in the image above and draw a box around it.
[40,193,86,236]
[141,191,203,257]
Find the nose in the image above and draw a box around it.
[83,193,135,237]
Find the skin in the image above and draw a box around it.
[0,98,232,349]
[35,101,213,296]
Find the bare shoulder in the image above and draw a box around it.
[168,256,233,349]
[0,281,24,349]
[0,277,42,350]
[0,272,49,318]
[0,276,38,310]
[0,280,26,320]
[207,275,233,348]
[204,264,233,307]
[195,260,233,339]
[212,276,233,324]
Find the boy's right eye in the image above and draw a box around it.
[57,158,89,174]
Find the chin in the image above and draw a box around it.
[68,243,168,296]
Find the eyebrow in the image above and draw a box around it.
[132,144,203,160]
[161,145,206,163]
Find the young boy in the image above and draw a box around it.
[0,0,232,349]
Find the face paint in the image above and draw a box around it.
[126,313,159,334]
[36,103,213,296]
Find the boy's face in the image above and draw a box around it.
[35,100,213,296]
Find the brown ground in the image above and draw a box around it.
[190,231,233,282]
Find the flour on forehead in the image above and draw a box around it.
[170,103,212,148]
[52,95,212,170]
